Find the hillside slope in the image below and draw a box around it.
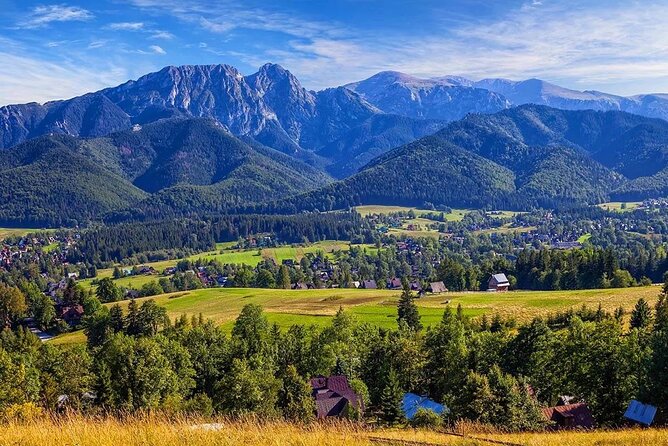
[258,105,668,212]
[0,118,333,225]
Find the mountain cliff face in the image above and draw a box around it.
[345,71,511,120]
[346,72,668,122]
[0,63,378,152]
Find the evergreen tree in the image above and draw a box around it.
[109,305,125,333]
[654,279,668,332]
[125,299,141,336]
[279,365,315,421]
[397,279,422,331]
[630,298,652,329]
[378,368,405,425]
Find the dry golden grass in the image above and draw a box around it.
[3,415,668,446]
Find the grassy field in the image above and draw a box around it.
[52,285,660,345]
[2,415,667,446]
[597,201,643,212]
[78,241,376,291]
[0,227,39,240]
[474,224,537,235]
[355,205,469,222]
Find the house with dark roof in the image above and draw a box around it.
[57,305,84,326]
[361,280,377,289]
[624,400,657,426]
[488,273,510,292]
[310,375,364,419]
[402,393,448,420]
[428,281,448,294]
[387,278,402,289]
[542,403,594,429]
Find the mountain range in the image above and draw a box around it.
[1,63,668,225]
[346,71,668,122]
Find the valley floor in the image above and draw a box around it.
[2,416,666,446]
[52,286,659,345]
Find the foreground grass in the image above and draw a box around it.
[52,286,659,345]
[3,415,668,446]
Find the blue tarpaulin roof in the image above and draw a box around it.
[624,400,657,426]
[402,393,448,420]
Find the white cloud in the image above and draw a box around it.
[108,22,145,31]
[150,31,175,40]
[18,4,94,28]
[0,52,127,106]
[236,2,668,95]
[148,45,166,55]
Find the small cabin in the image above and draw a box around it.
[542,403,594,429]
[428,281,448,294]
[488,273,510,292]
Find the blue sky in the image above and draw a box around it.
[1,0,668,105]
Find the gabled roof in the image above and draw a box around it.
[491,273,509,284]
[310,375,363,418]
[542,403,594,428]
[429,281,447,293]
[624,400,657,426]
[402,393,447,420]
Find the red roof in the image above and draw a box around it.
[542,403,594,429]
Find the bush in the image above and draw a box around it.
[409,408,443,428]
[1,402,43,422]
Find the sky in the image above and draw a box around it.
[1,0,668,105]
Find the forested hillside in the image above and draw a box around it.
[255,105,668,214]
[0,119,332,226]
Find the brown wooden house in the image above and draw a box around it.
[488,273,510,292]
[542,403,594,429]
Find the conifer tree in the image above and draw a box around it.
[397,279,422,331]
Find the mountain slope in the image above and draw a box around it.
[257,105,668,213]
[0,118,334,225]
[316,114,446,178]
[0,63,378,154]
[0,136,147,226]
[345,71,510,121]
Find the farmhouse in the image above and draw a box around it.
[428,281,448,294]
[488,273,510,292]
[310,375,364,418]
[387,277,402,289]
[361,280,377,289]
[542,402,594,429]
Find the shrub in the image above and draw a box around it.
[410,408,443,428]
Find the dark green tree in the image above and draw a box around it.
[630,298,652,330]
[397,279,422,331]
[378,368,405,425]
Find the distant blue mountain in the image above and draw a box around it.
[347,71,668,121]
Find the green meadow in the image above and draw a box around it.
[52,285,660,345]
[78,240,377,291]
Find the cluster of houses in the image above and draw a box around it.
[310,375,659,429]
[0,233,74,270]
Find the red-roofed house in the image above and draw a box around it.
[542,403,594,429]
